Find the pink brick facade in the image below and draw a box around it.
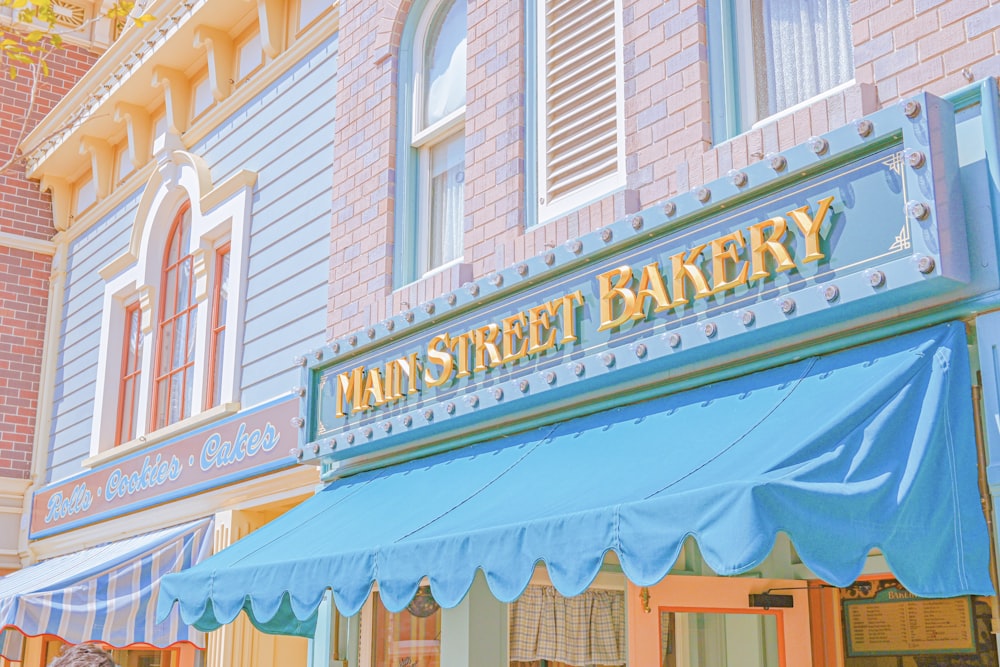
[0,42,98,479]
[327,0,1000,339]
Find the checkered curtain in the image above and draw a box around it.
[509,586,626,666]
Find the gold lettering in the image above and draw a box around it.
[403,351,420,395]
[632,262,672,320]
[450,331,475,379]
[554,290,585,344]
[710,231,749,293]
[335,366,365,418]
[501,312,529,364]
[748,217,796,281]
[423,334,454,387]
[473,324,502,372]
[670,245,712,305]
[384,352,421,400]
[596,266,636,331]
[528,301,559,354]
[787,195,834,263]
[384,359,402,401]
[362,368,386,408]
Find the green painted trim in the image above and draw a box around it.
[323,280,1000,482]
[707,0,740,143]
[392,0,431,287]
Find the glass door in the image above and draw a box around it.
[659,609,782,667]
[629,577,814,667]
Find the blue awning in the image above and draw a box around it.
[0,518,212,660]
[158,322,993,636]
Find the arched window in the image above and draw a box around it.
[397,0,467,283]
[152,203,197,429]
[115,301,143,445]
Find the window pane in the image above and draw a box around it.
[177,257,192,310]
[192,75,213,118]
[660,612,779,667]
[116,303,143,445]
[210,249,230,407]
[373,593,441,667]
[155,205,197,429]
[427,133,464,271]
[117,145,134,183]
[298,0,327,30]
[237,32,263,80]
[760,0,853,116]
[509,586,625,666]
[423,0,466,127]
[75,176,96,213]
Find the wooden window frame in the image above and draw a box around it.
[206,242,230,409]
[115,301,143,445]
[151,202,197,430]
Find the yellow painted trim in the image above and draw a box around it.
[20,240,69,560]
[38,176,71,232]
[0,479,31,569]
[64,161,157,247]
[0,232,56,256]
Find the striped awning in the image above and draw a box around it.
[0,518,212,660]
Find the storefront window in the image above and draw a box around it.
[659,611,779,667]
[373,590,441,667]
[510,585,626,667]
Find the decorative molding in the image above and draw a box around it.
[51,0,88,27]
[114,103,154,170]
[254,0,286,58]
[0,475,28,569]
[0,232,57,256]
[201,169,257,212]
[80,135,114,199]
[38,176,71,232]
[138,284,155,333]
[192,246,210,301]
[194,26,235,101]
[152,66,192,134]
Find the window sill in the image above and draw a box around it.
[749,79,858,132]
[717,79,869,148]
[84,402,241,469]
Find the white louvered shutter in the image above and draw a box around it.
[538,0,624,221]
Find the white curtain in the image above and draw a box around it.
[509,586,626,666]
[762,0,854,114]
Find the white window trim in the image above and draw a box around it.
[410,0,466,279]
[91,151,257,458]
[534,0,626,224]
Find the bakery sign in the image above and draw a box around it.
[330,197,833,419]
[30,397,298,538]
[302,94,969,467]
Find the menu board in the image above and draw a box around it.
[844,587,976,656]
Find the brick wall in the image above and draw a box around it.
[0,247,49,478]
[327,0,1000,339]
[0,41,99,479]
